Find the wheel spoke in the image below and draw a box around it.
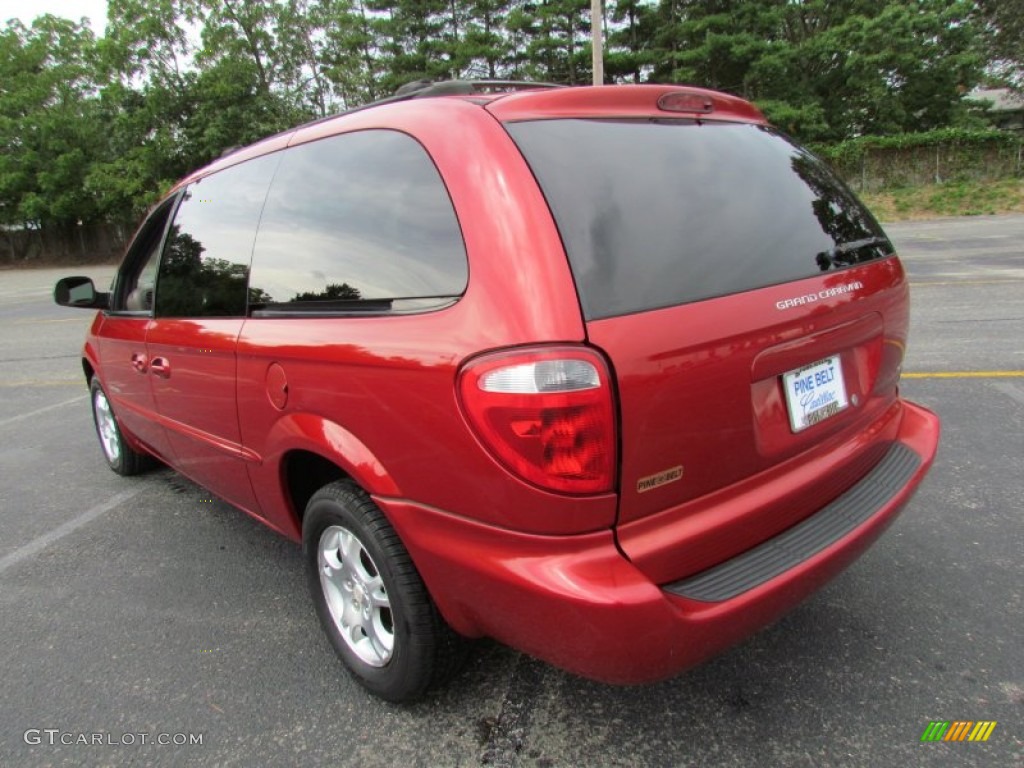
[318,530,343,574]
[363,613,393,662]
[317,524,395,668]
[365,575,389,608]
[93,390,121,462]
[336,528,359,567]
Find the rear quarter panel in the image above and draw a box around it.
[236,100,618,537]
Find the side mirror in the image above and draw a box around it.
[54,276,110,309]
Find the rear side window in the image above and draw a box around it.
[248,129,467,313]
[506,120,893,320]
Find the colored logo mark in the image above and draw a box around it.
[920,721,997,742]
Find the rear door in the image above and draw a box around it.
[147,153,280,512]
[504,113,908,567]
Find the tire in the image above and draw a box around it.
[89,377,154,476]
[303,480,464,702]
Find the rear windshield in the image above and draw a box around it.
[505,119,893,320]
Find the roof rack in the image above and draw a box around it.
[255,79,565,149]
[362,78,564,110]
[396,79,565,97]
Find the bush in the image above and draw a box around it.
[812,129,1024,192]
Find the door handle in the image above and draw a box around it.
[131,352,148,373]
[149,357,171,379]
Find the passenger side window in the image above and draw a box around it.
[248,130,467,313]
[154,153,280,318]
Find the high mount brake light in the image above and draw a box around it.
[458,347,617,495]
[657,91,714,114]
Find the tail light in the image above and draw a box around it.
[457,346,617,495]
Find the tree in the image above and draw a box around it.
[510,0,592,84]
[0,17,106,228]
[462,0,516,78]
[320,0,388,105]
[650,0,777,94]
[977,0,1024,87]
[0,0,1001,258]
[88,0,201,218]
[645,0,983,141]
[606,0,657,84]
[364,0,460,93]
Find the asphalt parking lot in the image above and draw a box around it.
[1,215,1021,768]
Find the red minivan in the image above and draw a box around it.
[55,81,940,702]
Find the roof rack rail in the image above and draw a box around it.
[259,79,565,146]
[365,78,564,109]
[395,79,565,98]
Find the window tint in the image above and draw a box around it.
[506,120,893,320]
[113,198,176,313]
[248,130,466,312]
[154,154,279,318]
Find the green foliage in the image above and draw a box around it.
[517,0,592,85]
[364,0,462,94]
[0,0,1018,246]
[862,178,1024,221]
[605,1,657,83]
[812,129,1022,199]
[461,1,517,79]
[652,0,984,142]
[0,16,106,227]
[977,0,1024,87]
[814,128,1021,165]
[755,100,830,141]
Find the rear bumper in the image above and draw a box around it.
[379,399,939,684]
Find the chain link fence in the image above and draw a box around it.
[819,132,1024,193]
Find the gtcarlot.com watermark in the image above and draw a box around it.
[24,729,203,747]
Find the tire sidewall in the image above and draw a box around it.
[303,487,426,701]
[90,378,127,474]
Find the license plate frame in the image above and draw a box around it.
[782,355,849,433]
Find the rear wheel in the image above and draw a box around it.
[90,377,153,476]
[303,480,464,702]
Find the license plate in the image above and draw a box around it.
[782,356,849,433]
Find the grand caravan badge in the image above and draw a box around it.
[776,281,864,311]
[637,466,684,493]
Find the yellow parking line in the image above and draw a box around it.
[903,371,1024,379]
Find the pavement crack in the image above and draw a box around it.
[481,654,547,767]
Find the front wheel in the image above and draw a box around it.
[303,481,464,702]
[89,377,153,476]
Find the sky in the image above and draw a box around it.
[0,0,110,34]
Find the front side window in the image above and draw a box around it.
[112,199,176,313]
[154,153,280,318]
[248,130,467,314]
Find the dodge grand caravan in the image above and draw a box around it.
[55,81,940,702]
